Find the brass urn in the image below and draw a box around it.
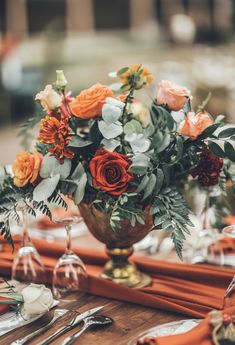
[78,203,152,288]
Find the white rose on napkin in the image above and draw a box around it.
[21,284,54,316]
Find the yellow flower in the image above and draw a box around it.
[118,64,153,89]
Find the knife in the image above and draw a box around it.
[36,305,104,345]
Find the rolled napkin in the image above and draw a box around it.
[136,307,235,345]
[0,237,234,318]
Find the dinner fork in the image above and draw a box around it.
[10,308,69,345]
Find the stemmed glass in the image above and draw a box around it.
[222,225,235,307]
[52,216,87,300]
[11,206,45,283]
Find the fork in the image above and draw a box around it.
[10,308,69,345]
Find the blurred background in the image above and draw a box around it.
[0,0,235,165]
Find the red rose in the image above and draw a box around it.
[191,148,223,187]
[89,149,133,196]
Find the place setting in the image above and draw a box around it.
[0,59,235,345]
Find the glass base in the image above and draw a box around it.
[11,245,45,284]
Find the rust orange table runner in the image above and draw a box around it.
[0,237,234,319]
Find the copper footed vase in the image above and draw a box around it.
[78,203,152,288]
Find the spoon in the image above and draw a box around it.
[60,315,113,345]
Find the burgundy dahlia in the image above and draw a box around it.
[191,148,223,187]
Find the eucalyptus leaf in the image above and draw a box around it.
[137,174,149,193]
[101,138,120,152]
[71,162,85,180]
[33,174,60,202]
[40,154,71,179]
[102,104,122,124]
[106,97,125,109]
[98,120,123,139]
[74,173,87,204]
[143,173,156,200]
[68,136,92,148]
[124,120,143,135]
[156,133,171,153]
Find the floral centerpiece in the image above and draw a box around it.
[0,65,235,287]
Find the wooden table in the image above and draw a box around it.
[0,232,183,344]
[0,293,187,345]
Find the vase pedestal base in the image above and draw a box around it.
[100,246,152,289]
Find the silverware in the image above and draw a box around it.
[36,305,104,345]
[61,315,113,345]
[10,309,69,345]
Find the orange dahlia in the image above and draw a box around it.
[39,116,74,161]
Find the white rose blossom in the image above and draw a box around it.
[35,84,62,111]
[21,283,54,316]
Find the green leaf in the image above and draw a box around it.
[136,215,145,225]
[224,142,235,162]
[40,153,71,179]
[74,173,87,204]
[71,163,85,180]
[199,123,221,139]
[136,175,149,193]
[33,174,60,202]
[218,127,235,138]
[124,120,143,135]
[208,141,226,158]
[156,134,171,153]
[68,136,92,148]
[143,173,156,200]
[154,168,164,194]
[117,67,129,76]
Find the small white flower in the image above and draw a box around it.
[21,284,53,316]
[35,84,62,111]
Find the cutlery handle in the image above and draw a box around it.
[37,325,72,345]
[10,314,62,345]
[60,324,89,345]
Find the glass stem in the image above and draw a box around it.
[65,225,73,255]
[21,209,32,247]
[202,192,210,230]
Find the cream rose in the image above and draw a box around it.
[21,284,53,316]
[35,84,62,111]
[156,80,190,111]
[131,100,150,128]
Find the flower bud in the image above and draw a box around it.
[55,70,68,88]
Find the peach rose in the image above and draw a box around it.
[69,83,114,119]
[156,80,190,111]
[12,152,43,187]
[179,111,214,140]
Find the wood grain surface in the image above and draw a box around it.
[0,292,188,345]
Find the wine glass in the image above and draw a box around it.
[222,225,235,307]
[11,206,45,283]
[52,216,88,300]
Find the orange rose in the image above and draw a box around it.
[69,83,114,119]
[156,80,190,111]
[12,152,43,187]
[179,111,214,140]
